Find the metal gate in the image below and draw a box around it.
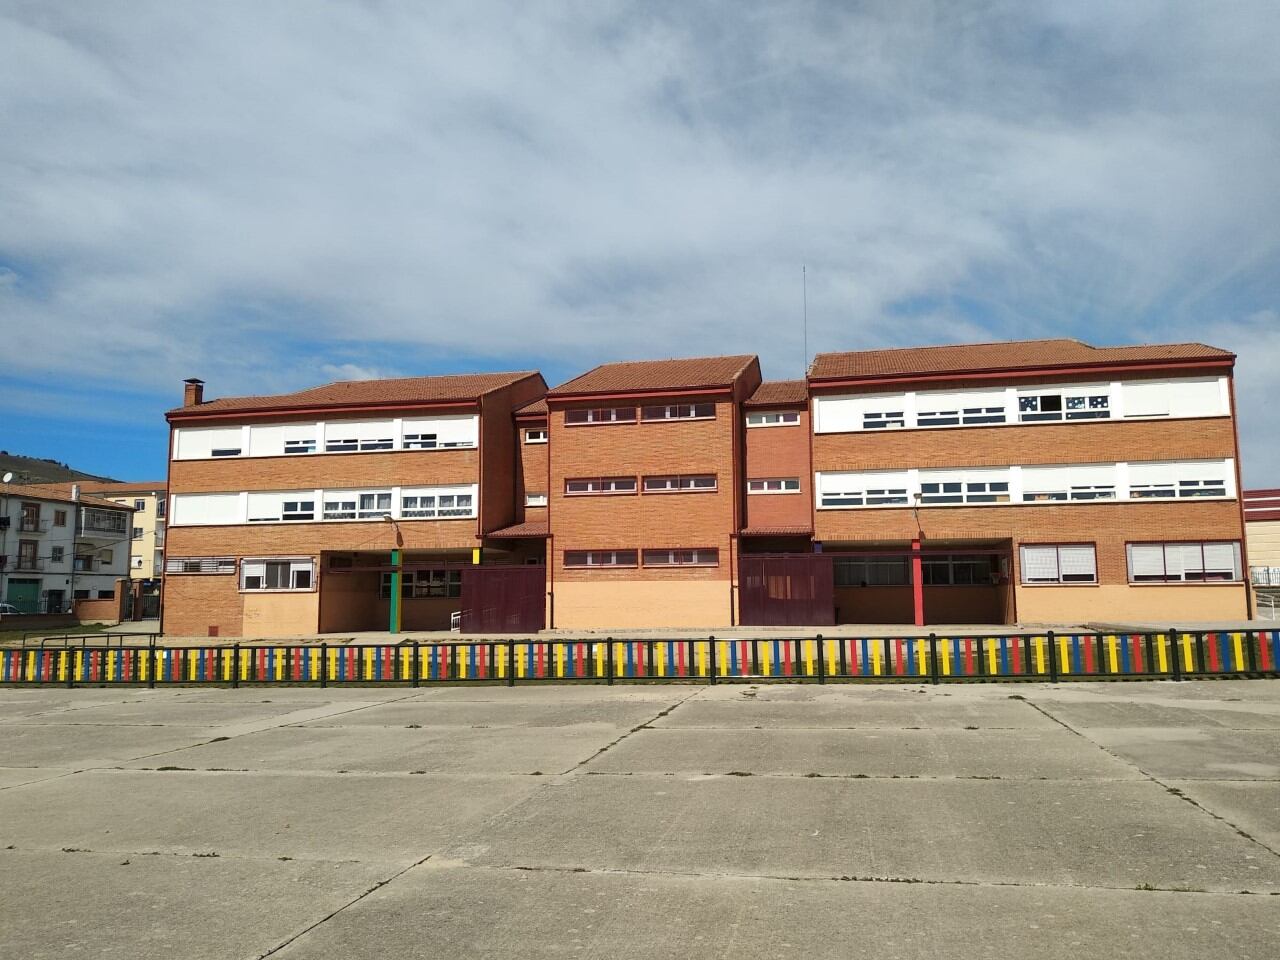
[739,555,834,626]
[459,566,546,633]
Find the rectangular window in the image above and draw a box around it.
[919,477,1010,505]
[962,405,1006,425]
[51,546,65,563]
[322,495,358,520]
[1022,464,1118,503]
[524,429,548,443]
[564,550,637,568]
[281,499,315,521]
[97,590,114,600]
[402,433,437,450]
[834,556,911,586]
[131,526,143,540]
[564,407,636,425]
[241,558,315,591]
[133,499,146,512]
[641,548,719,567]
[923,554,996,586]
[1129,461,1229,501]
[131,556,144,569]
[1020,544,1098,584]
[211,447,242,457]
[356,492,392,519]
[156,499,166,519]
[565,477,638,496]
[862,410,906,430]
[747,478,801,494]
[524,493,548,507]
[283,438,316,454]
[641,474,717,493]
[1127,541,1242,583]
[820,486,910,507]
[53,509,67,527]
[916,407,960,427]
[379,568,462,599]
[746,411,800,427]
[1019,390,1110,423]
[100,550,113,564]
[400,492,474,518]
[641,403,715,421]
[164,557,237,575]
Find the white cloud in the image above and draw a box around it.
[1,1,1279,477]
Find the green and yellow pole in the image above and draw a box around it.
[389,548,402,634]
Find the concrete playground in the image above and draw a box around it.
[1,680,1279,959]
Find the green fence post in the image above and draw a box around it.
[816,634,825,684]
[1047,629,1059,683]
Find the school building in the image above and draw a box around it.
[161,338,1251,637]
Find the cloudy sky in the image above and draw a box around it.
[2,0,1278,482]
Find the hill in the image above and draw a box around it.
[0,452,117,485]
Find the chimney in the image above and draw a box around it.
[183,378,205,407]
[71,483,80,501]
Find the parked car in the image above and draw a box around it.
[0,602,22,617]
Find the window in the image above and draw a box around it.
[284,438,316,454]
[834,556,911,586]
[863,410,906,430]
[747,478,800,494]
[131,556,144,569]
[916,406,960,427]
[51,546,64,563]
[746,411,799,427]
[1178,478,1227,498]
[403,433,438,450]
[99,550,113,564]
[642,474,717,493]
[820,483,910,508]
[133,498,146,512]
[356,492,392,519]
[1127,542,1242,583]
[73,556,93,572]
[164,557,236,575]
[53,509,67,527]
[919,474,1010,505]
[565,477,637,495]
[1022,464,1118,503]
[524,428,548,443]
[525,493,548,507]
[961,405,1006,425]
[564,407,636,425]
[1018,390,1110,423]
[97,590,114,600]
[641,403,715,421]
[1020,545,1097,584]
[564,550,637,568]
[19,502,40,531]
[923,554,997,586]
[379,568,462,599]
[642,548,719,567]
[282,499,315,521]
[211,446,242,457]
[155,499,166,519]
[241,559,314,591]
[131,526,143,540]
[322,495,357,520]
[73,590,90,600]
[1129,461,1229,501]
[400,492,473,518]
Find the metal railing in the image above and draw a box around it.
[2,629,1279,686]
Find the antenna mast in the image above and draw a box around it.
[802,264,808,377]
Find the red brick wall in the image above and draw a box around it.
[548,397,739,582]
[515,418,549,523]
[170,448,479,493]
[744,407,811,530]
[163,573,244,637]
[478,375,546,534]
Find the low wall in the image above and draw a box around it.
[0,613,79,632]
[74,598,120,624]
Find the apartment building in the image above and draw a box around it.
[797,339,1247,626]
[163,373,545,637]
[160,337,1251,636]
[83,482,167,578]
[544,355,761,628]
[0,483,134,613]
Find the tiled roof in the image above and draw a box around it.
[744,380,808,407]
[515,397,548,416]
[809,339,1233,382]
[9,482,134,511]
[739,526,813,537]
[168,371,541,417]
[1245,489,1280,522]
[484,520,549,539]
[81,481,167,496]
[549,355,757,397]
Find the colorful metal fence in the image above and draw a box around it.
[3,630,1279,686]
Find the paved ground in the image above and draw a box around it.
[1,680,1278,959]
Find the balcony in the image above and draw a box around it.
[18,518,51,534]
[78,508,129,540]
[13,557,45,572]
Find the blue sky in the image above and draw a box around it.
[1,1,1278,483]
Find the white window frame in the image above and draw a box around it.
[1019,544,1097,585]
[745,411,800,427]
[524,428,548,444]
[563,550,638,568]
[564,407,637,425]
[165,557,236,575]
[641,403,716,422]
[641,548,719,567]
[641,474,718,493]
[1127,541,1242,583]
[240,558,315,592]
[747,478,801,494]
[565,477,638,496]
[524,493,548,507]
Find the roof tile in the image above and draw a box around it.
[549,355,757,397]
[168,371,540,417]
[9,482,135,511]
[485,520,549,539]
[809,339,1232,382]
[745,380,808,407]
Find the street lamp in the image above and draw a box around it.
[1,472,11,607]
[382,514,403,634]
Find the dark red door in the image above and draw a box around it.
[739,555,834,626]
[459,566,546,633]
